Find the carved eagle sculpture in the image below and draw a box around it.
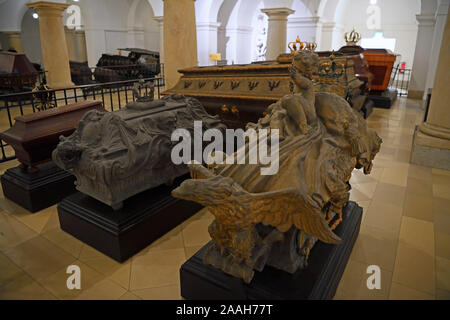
[173,163,341,245]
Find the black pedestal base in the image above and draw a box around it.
[1,161,76,213]
[369,89,398,109]
[57,175,202,262]
[180,201,362,300]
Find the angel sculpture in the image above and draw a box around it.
[172,50,382,284]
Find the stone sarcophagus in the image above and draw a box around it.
[53,94,225,210]
[0,100,105,170]
[174,50,382,297]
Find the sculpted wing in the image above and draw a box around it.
[186,163,341,244]
[246,189,341,244]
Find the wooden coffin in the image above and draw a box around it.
[337,46,396,92]
[0,100,105,168]
[163,54,370,128]
[362,49,396,92]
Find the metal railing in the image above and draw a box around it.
[0,76,165,163]
[389,64,411,97]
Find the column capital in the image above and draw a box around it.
[416,14,436,26]
[261,7,295,20]
[27,1,70,17]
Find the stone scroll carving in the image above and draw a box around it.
[171,50,382,283]
[53,94,226,210]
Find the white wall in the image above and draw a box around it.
[334,0,421,68]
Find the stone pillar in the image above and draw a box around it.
[153,16,164,65]
[411,11,450,170]
[27,1,74,88]
[163,0,198,89]
[4,31,23,53]
[423,0,449,100]
[196,22,220,66]
[261,8,295,60]
[408,14,436,99]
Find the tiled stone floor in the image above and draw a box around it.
[0,97,449,300]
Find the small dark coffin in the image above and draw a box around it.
[0,100,105,167]
[0,100,105,212]
[57,175,202,262]
[180,201,362,300]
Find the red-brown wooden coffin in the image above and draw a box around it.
[0,100,105,167]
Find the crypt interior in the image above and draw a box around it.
[0,0,449,300]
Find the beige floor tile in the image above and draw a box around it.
[0,211,38,251]
[350,182,377,202]
[433,184,450,200]
[74,278,126,300]
[436,256,450,291]
[406,177,433,197]
[436,288,450,300]
[132,285,181,300]
[41,210,61,233]
[78,246,131,289]
[350,167,383,184]
[364,201,403,235]
[380,166,409,187]
[0,252,24,288]
[182,218,212,247]
[41,227,84,259]
[350,224,398,271]
[435,232,450,260]
[145,226,184,253]
[389,282,434,300]
[37,260,105,299]
[432,173,450,186]
[402,193,433,222]
[408,165,433,182]
[433,197,450,216]
[0,197,30,216]
[130,248,185,290]
[434,206,450,235]
[371,182,406,208]
[399,217,434,254]
[11,206,55,234]
[118,291,141,300]
[336,260,392,299]
[432,168,450,177]
[4,236,77,280]
[184,245,203,260]
[0,273,56,300]
[392,242,435,294]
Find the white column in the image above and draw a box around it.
[408,14,436,99]
[423,0,449,99]
[261,8,295,60]
[84,28,106,68]
[318,22,345,51]
[196,22,220,66]
[153,16,164,64]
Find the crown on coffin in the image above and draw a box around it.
[288,36,317,53]
[318,51,344,84]
[344,28,361,45]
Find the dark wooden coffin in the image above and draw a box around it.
[0,100,105,168]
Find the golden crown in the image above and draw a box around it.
[288,36,317,53]
[344,29,361,45]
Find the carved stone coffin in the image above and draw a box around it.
[162,54,371,128]
[53,94,225,210]
[0,100,105,169]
